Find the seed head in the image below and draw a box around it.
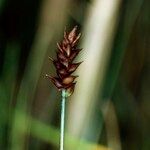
[46,26,82,96]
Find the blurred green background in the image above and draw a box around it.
[0,0,149,150]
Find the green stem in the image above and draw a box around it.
[60,89,66,150]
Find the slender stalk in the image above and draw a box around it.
[60,89,66,150]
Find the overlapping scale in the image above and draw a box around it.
[47,26,82,96]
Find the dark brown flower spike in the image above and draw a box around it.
[47,26,82,96]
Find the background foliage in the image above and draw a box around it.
[0,0,149,150]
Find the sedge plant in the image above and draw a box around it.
[46,26,82,150]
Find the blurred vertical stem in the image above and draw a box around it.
[67,0,121,142]
[60,89,66,150]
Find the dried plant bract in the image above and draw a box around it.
[46,26,82,96]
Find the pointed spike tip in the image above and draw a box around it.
[48,57,53,61]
